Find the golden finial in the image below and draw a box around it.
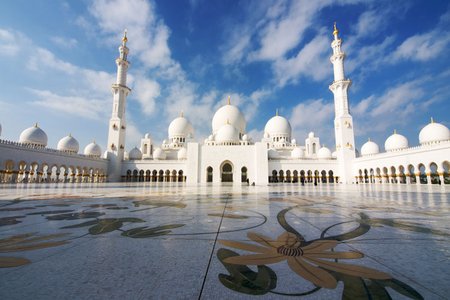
[333,22,339,36]
[180,110,184,117]
[394,129,397,134]
[122,29,128,44]
[34,122,38,128]
[69,133,72,137]
[368,137,371,142]
[227,95,231,105]
[430,117,434,123]
[276,108,279,116]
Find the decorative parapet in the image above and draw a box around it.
[0,139,106,161]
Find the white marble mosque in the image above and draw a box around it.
[0,25,449,186]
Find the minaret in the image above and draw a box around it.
[329,23,355,184]
[107,30,131,181]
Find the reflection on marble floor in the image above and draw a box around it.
[0,183,449,299]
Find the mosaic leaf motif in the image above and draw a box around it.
[0,216,25,226]
[208,213,249,219]
[46,212,105,220]
[27,210,75,215]
[217,203,424,299]
[331,271,424,300]
[60,218,145,235]
[358,213,449,237]
[0,256,31,268]
[0,232,69,268]
[121,224,185,238]
[217,248,277,295]
[0,207,35,212]
[132,200,187,209]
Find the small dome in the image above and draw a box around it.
[264,115,291,138]
[163,139,167,144]
[168,116,194,139]
[385,131,408,151]
[57,134,79,153]
[331,151,337,158]
[268,148,280,159]
[263,132,269,139]
[215,124,239,143]
[317,146,332,159]
[177,147,187,160]
[361,139,379,156]
[291,139,296,144]
[308,132,315,138]
[19,123,48,147]
[212,103,246,134]
[128,147,142,160]
[208,134,214,141]
[144,133,151,139]
[291,147,304,159]
[242,134,248,142]
[419,119,450,144]
[153,148,166,160]
[84,141,102,157]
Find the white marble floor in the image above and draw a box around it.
[0,183,448,299]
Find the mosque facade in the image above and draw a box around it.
[0,26,449,185]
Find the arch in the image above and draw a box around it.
[132,169,138,182]
[321,170,327,183]
[164,170,170,182]
[382,167,388,183]
[293,170,298,183]
[369,168,375,183]
[271,170,277,183]
[300,170,306,184]
[221,161,233,182]
[398,165,406,184]
[418,164,427,184]
[278,170,284,183]
[312,143,316,154]
[429,162,439,184]
[207,166,213,182]
[158,170,164,182]
[152,170,157,182]
[178,170,184,182]
[307,170,312,183]
[286,170,291,183]
[408,164,416,184]
[442,161,450,184]
[364,169,369,183]
[328,170,334,183]
[171,170,177,182]
[241,166,248,183]
[139,170,145,182]
[145,170,151,182]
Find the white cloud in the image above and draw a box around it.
[27,48,78,74]
[50,36,78,48]
[290,98,334,144]
[273,32,330,87]
[0,28,22,56]
[133,78,160,115]
[390,30,450,62]
[29,89,107,120]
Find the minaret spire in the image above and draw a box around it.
[107,30,132,181]
[329,24,355,184]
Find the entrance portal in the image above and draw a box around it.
[221,162,233,182]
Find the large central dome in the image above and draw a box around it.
[212,102,246,134]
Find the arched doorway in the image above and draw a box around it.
[241,167,247,183]
[207,166,213,182]
[221,162,233,182]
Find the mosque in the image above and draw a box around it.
[0,25,449,185]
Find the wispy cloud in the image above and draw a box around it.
[50,36,78,48]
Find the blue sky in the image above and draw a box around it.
[0,0,449,153]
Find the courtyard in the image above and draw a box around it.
[0,183,448,299]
